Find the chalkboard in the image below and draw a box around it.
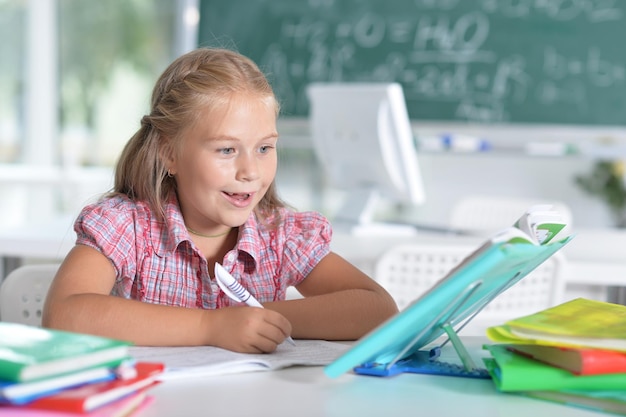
[198,0,626,126]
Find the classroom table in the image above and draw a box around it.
[0,214,75,279]
[138,337,606,417]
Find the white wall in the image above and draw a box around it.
[276,119,623,229]
[409,153,608,228]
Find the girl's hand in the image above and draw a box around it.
[205,306,293,353]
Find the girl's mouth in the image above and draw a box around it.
[223,192,254,207]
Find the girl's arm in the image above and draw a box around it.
[265,252,399,340]
[42,245,291,353]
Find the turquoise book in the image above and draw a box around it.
[483,344,626,392]
[324,205,572,379]
[0,322,132,383]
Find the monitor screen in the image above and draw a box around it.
[307,82,426,235]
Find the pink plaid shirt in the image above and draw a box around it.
[74,195,332,309]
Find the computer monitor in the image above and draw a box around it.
[306,82,426,235]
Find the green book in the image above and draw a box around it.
[0,322,132,383]
[522,389,626,416]
[483,344,626,392]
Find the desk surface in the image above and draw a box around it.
[138,337,605,417]
[0,214,75,259]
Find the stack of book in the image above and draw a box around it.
[483,297,626,416]
[0,322,163,416]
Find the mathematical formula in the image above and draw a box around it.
[256,0,625,124]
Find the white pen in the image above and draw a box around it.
[214,262,296,346]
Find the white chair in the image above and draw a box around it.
[0,263,59,326]
[449,195,573,236]
[374,243,566,335]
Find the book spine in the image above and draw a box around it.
[581,354,626,375]
[0,362,24,383]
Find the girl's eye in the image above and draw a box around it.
[220,147,235,155]
[259,145,274,154]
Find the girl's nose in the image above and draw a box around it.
[235,152,260,181]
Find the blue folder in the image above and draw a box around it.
[324,235,573,379]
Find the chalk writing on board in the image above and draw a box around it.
[200,0,626,125]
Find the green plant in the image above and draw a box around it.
[575,160,626,227]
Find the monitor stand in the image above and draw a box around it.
[331,189,418,236]
[332,220,419,236]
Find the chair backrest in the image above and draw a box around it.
[0,264,59,326]
[374,243,566,335]
[449,195,573,236]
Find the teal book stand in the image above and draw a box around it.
[324,236,573,379]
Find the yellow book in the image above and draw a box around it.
[487,298,626,352]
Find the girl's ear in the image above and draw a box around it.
[159,138,177,175]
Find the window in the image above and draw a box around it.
[0,0,197,168]
[0,0,327,228]
[59,0,186,167]
[0,0,199,225]
[0,1,25,163]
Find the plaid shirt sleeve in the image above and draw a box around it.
[74,197,145,292]
[279,210,332,287]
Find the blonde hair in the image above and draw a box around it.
[110,48,285,223]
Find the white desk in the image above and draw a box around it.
[0,214,75,259]
[0,215,75,279]
[138,337,605,417]
[0,164,112,279]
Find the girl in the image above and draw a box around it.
[43,48,398,353]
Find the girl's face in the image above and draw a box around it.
[167,93,278,234]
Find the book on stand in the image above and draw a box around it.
[512,204,569,245]
[324,205,573,379]
[443,204,571,277]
